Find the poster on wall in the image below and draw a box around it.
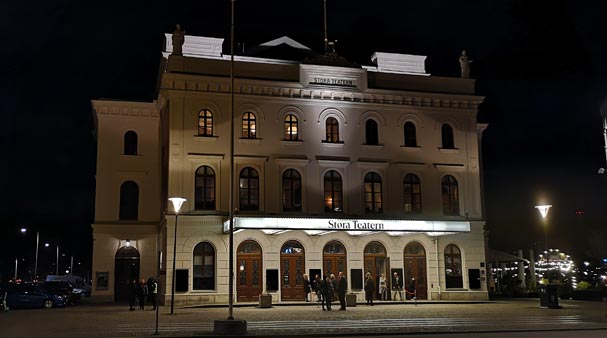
[96,271,109,290]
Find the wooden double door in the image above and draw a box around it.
[323,240,347,278]
[237,241,263,302]
[363,241,388,300]
[404,242,428,300]
[280,240,305,301]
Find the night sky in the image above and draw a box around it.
[2,0,607,281]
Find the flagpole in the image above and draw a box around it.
[228,0,236,320]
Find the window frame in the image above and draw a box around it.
[124,131,138,155]
[441,124,455,149]
[193,242,215,290]
[239,167,260,211]
[195,165,216,211]
[441,175,460,216]
[364,172,383,213]
[365,119,379,145]
[242,112,257,139]
[323,170,343,213]
[282,169,302,212]
[325,117,340,143]
[403,173,422,214]
[284,114,299,141]
[198,109,214,136]
[404,122,417,147]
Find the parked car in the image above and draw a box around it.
[46,275,91,297]
[5,283,66,309]
[37,281,79,305]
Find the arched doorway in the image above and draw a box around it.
[280,240,305,301]
[237,240,262,302]
[323,241,346,278]
[404,242,427,300]
[114,245,140,302]
[364,241,387,300]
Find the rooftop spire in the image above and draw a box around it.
[323,0,328,53]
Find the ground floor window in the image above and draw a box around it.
[193,242,215,290]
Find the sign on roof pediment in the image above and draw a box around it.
[300,64,367,91]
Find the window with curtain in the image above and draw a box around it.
[198,109,213,136]
[282,169,302,212]
[242,112,257,138]
[195,166,215,210]
[284,114,299,141]
[404,173,422,214]
[364,172,382,213]
[239,167,259,211]
[365,119,378,145]
[404,122,417,147]
[193,242,215,290]
[119,181,139,220]
[325,117,339,143]
[324,170,343,212]
[124,131,137,155]
[441,124,455,149]
[441,175,459,215]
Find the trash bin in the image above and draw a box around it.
[259,294,272,308]
[539,284,559,309]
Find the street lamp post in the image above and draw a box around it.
[14,258,18,280]
[535,204,551,280]
[34,232,39,280]
[168,197,186,315]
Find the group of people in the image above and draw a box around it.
[306,272,348,311]
[128,277,158,311]
[304,271,411,308]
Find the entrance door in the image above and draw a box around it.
[114,246,140,302]
[323,241,347,278]
[237,240,263,302]
[280,240,305,301]
[363,241,387,300]
[404,242,428,300]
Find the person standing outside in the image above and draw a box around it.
[364,272,376,305]
[313,274,322,304]
[319,275,328,311]
[392,272,403,301]
[325,275,334,311]
[379,273,387,301]
[137,278,148,310]
[303,274,311,302]
[337,271,347,310]
[128,279,137,311]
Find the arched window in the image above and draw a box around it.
[195,166,215,210]
[364,172,382,213]
[325,117,339,143]
[365,119,379,145]
[198,109,213,136]
[404,122,417,147]
[193,242,215,290]
[404,174,422,214]
[239,167,259,211]
[284,114,299,141]
[441,175,459,216]
[119,181,139,220]
[324,170,342,212]
[242,112,257,138]
[124,131,138,155]
[282,169,302,212]
[441,124,455,149]
[444,244,463,288]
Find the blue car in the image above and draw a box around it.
[5,283,66,309]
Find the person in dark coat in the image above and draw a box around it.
[319,275,328,311]
[313,274,322,303]
[364,272,376,306]
[136,279,148,310]
[337,271,347,310]
[325,275,334,311]
[128,279,137,311]
[303,274,311,302]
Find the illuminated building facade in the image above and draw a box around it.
[91,33,489,304]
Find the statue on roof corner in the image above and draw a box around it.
[459,50,471,78]
[172,24,185,56]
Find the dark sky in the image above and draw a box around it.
[2,0,607,280]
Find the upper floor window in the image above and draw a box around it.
[365,119,379,145]
[404,122,417,147]
[325,117,340,143]
[324,170,343,213]
[193,242,215,290]
[282,169,302,212]
[198,109,213,136]
[124,131,138,155]
[284,114,299,141]
[441,124,455,149]
[441,175,459,216]
[239,167,259,211]
[404,173,422,214]
[119,180,139,220]
[195,166,215,210]
[242,112,257,139]
[364,172,382,213]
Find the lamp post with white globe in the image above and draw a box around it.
[168,197,186,315]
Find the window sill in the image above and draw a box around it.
[189,290,217,293]
[362,144,384,150]
[238,138,262,144]
[193,135,219,142]
[321,141,344,149]
[120,154,142,157]
[281,140,303,146]
[401,145,421,152]
[438,147,459,154]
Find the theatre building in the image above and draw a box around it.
[91,33,489,304]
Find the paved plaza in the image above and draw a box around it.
[1,299,606,338]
